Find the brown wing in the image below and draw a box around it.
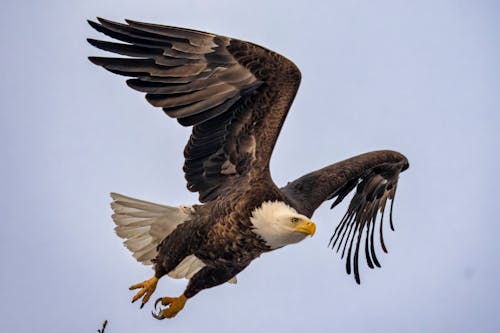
[281,150,409,284]
[88,18,301,202]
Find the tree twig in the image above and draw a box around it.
[97,320,108,333]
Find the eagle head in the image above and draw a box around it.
[250,201,316,249]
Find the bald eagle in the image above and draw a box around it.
[88,18,409,319]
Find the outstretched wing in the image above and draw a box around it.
[88,18,301,202]
[281,150,409,284]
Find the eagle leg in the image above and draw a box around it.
[152,295,187,319]
[129,276,159,309]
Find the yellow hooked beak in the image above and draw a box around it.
[294,220,316,237]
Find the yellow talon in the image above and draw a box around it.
[152,295,187,319]
[129,276,158,308]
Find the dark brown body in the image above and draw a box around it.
[155,180,287,298]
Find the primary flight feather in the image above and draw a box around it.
[88,18,409,319]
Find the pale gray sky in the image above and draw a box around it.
[1,0,499,332]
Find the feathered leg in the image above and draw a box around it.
[152,264,246,319]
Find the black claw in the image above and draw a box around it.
[152,310,165,320]
[140,302,145,309]
[154,297,163,310]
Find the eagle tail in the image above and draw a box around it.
[109,193,237,284]
[110,192,193,265]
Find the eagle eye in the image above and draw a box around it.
[291,217,300,223]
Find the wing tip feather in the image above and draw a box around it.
[87,19,102,31]
[325,158,407,284]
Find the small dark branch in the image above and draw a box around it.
[97,320,108,333]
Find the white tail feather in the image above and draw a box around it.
[110,192,237,284]
[110,192,192,266]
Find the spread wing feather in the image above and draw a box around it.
[281,150,409,284]
[88,18,301,202]
[328,162,403,284]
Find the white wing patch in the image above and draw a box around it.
[168,255,236,284]
[111,192,193,265]
[168,255,205,279]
